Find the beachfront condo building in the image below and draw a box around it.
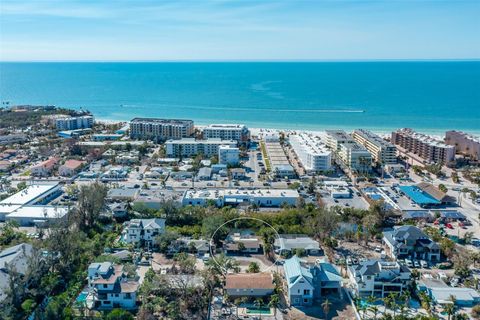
[202,124,250,145]
[289,133,332,173]
[55,115,94,130]
[445,130,480,160]
[337,142,372,173]
[391,128,455,164]
[166,138,236,157]
[129,118,194,142]
[352,129,397,165]
[325,130,372,173]
[218,145,240,166]
[325,130,355,151]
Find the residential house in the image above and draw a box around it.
[274,235,321,256]
[86,262,139,310]
[383,226,441,262]
[225,273,275,298]
[31,157,58,177]
[230,168,246,180]
[109,202,129,218]
[107,188,139,202]
[122,218,166,247]
[0,243,33,301]
[348,260,411,298]
[59,159,86,177]
[283,256,342,306]
[223,230,261,254]
[417,278,480,307]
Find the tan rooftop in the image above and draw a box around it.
[225,273,274,290]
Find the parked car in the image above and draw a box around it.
[413,260,420,268]
[405,259,414,268]
[446,223,454,229]
[420,260,428,268]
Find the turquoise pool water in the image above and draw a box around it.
[76,292,88,303]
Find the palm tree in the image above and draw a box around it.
[368,305,380,320]
[268,294,280,318]
[247,261,260,273]
[254,298,264,320]
[418,291,432,315]
[399,291,410,317]
[444,295,457,320]
[322,298,332,320]
[366,295,378,319]
[444,303,455,320]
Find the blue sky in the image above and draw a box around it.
[0,0,479,61]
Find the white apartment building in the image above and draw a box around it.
[352,129,397,164]
[129,118,194,141]
[87,262,139,310]
[445,130,480,160]
[218,145,240,166]
[289,134,332,172]
[55,115,94,130]
[165,138,237,157]
[122,218,165,247]
[338,142,372,173]
[325,130,355,151]
[202,124,250,144]
[348,260,411,298]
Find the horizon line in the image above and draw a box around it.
[1,58,480,63]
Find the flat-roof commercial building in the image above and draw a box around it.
[337,142,372,173]
[55,115,94,130]
[165,138,237,157]
[202,124,250,144]
[352,129,397,164]
[289,134,332,173]
[391,128,455,164]
[0,183,65,225]
[182,188,300,207]
[445,130,480,160]
[6,205,69,226]
[129,118,194,142]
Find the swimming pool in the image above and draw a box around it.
[76,292,88,303]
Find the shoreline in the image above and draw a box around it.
[94,115,480,140]
[95,118,473,140]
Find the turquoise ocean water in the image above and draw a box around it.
[0,62,479,134]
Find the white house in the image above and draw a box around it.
[86,262,139,310]
[122,218,165,247]
[283,256,342,306]
[348,259,411,298]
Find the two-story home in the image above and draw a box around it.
[348,259,411,298]
[122,218,165,248]
[225,273,275,298]
[223,230,261,255]
[31,157,58,177]
[283,256,342,306]
[383,226,441,262]
[86,262,139,310]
